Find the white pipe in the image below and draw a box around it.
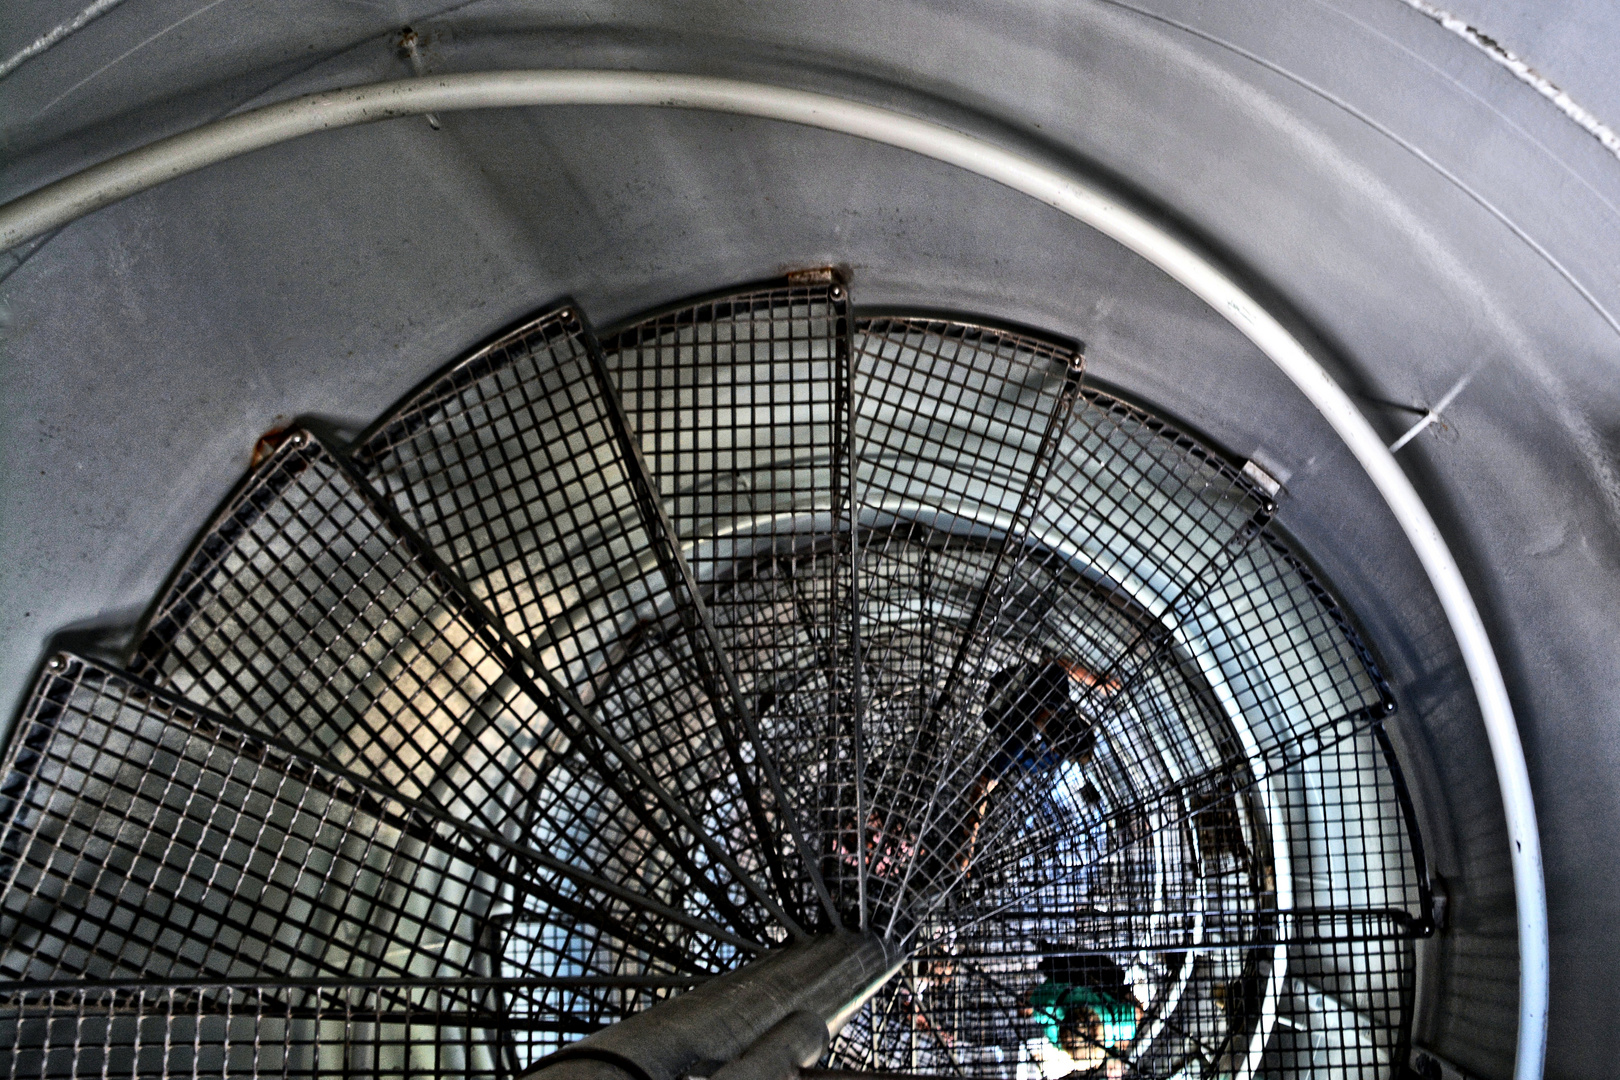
[0,70,1548,1077]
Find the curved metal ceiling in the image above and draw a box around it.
[0,71,1551,1079]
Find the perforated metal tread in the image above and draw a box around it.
[3,281,1430,1078]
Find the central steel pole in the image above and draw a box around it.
[525,933,904,1080]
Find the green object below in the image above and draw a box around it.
[1028,980,1138,1049]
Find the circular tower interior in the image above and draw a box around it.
[3,3,1620,1079]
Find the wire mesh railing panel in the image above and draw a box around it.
[1267,941,1414,1077]
[1274,733,1423,924]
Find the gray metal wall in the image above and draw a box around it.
[3,2,1618,1076]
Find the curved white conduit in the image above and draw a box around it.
[0,70,1548,1078]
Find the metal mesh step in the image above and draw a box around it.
[0,656,715,1072]
[1,281,1432,1078]
[353,304,816,936]
[123,429,775,1037]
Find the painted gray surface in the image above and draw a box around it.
[2,1,1618,1076]
[1442,0,1620,152]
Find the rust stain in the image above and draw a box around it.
[786,266,838,285]
[249,427,290,469]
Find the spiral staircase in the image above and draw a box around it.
[0,276,1431,1077]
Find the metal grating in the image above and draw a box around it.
[2,283,1430,1077]
[603,282,855,929]
[0,658,710,1074]
[355,306,815,937]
